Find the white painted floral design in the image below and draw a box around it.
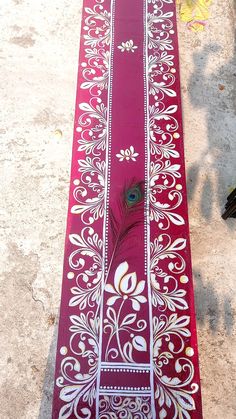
[68,227,103,310]
[149,159,184,229]
[148,53,176,99]
[153,314,199,419]
[104,262,148,362]
[77,100,108,156]
[81,49,110,94]
[118,40,138,52]
[150,234,188,312]
[99,396,152,418]
[151,234,187,277]
[116,146,139,162]
[105,261,147,311]
[84,5,111,47]
[56,312,99,419]
[56,2,111,417]
[147,1,201,417]
[71,157,105,225]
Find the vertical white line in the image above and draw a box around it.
[144,0,156,417]
[95,0,115,417]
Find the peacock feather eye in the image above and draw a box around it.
[126,184,142,207]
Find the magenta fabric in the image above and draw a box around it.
[52,1,202,418]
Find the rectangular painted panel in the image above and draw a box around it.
[52,1,202,418]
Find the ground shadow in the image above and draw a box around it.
[186,4,236,335]
[193,268,234,335]
[38,323,58,419]
[187,5,236,221]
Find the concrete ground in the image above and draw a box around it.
[0,0,235,418]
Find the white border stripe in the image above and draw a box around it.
[100,390,152,396]
[95,0,115,417]
[101,362,150,370]
[144,0,156,417]
[101,363,150,367]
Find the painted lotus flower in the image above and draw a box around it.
[105,261,147,311]
[116,146,139,162]
[118,39,138,52]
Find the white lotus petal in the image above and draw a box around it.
[107,296,120,306]
[132,280,145,296]
[134,295,147,303]
[114,261,129,292]
[131,299,140,311]
[105,284,117,294]
[120,272,137,294]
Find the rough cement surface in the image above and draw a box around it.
[0,0,235,418]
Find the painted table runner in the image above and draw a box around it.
[52,1,202,418]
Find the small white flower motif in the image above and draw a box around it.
[116,146,139,162]
[105,261,147,311]
[118,40,138,53]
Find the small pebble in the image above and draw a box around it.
[54,129,63,138]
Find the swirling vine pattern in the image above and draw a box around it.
[148,1,200,418]
[71,157,105,225]
[99,396,152,418]
[55,2,111,418]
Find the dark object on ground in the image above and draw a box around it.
[222,188,236,219]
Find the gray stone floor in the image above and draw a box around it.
[0,0,235,418]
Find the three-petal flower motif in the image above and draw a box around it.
[118,40,138,53]
[116,146,139,162]
[105,261,147,311]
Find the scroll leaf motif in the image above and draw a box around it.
[71,157,105,225]
[151,234,186,277]
[99,396,152,418]
[56,3,111,418]
[148,2,200,418]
